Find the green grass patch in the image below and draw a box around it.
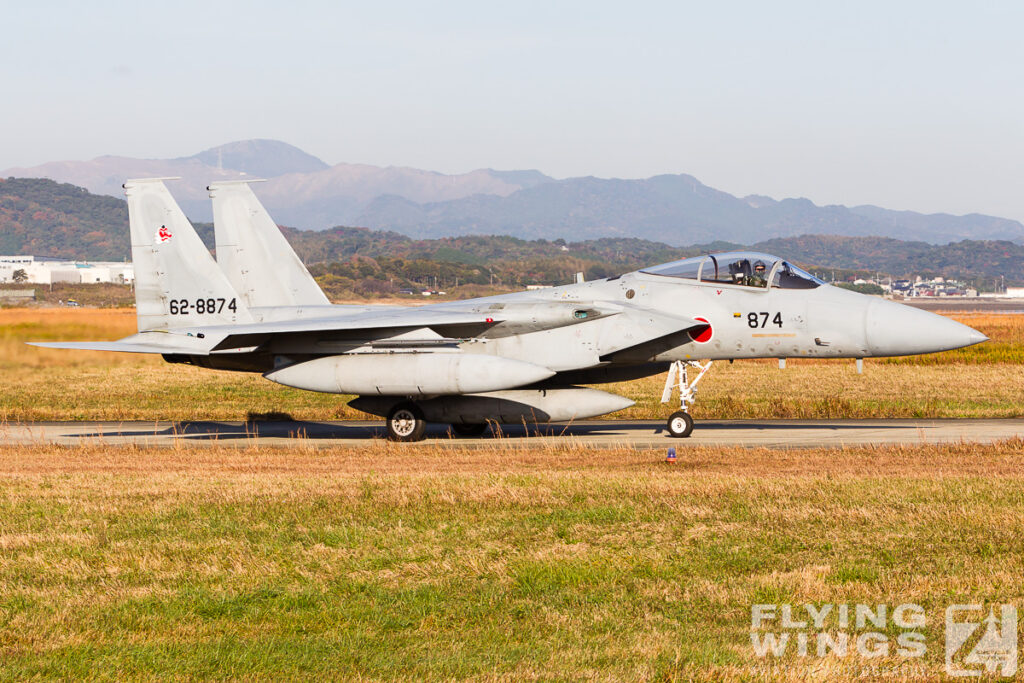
[1,442,1023,678]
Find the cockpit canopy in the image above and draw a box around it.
[640,251,824,289]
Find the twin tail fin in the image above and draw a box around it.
[125,178,254,331]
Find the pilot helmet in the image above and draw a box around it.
[754,260,767,273]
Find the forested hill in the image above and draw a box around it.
[753,235,1024,280]
[0,178,713,267]
[2,177,1022,283]
[282,228,700,273]
[0,177,129,260]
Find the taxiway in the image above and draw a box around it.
[2,418,1022,449]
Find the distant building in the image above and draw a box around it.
[885,275,982,298]
[0,256,134,285]
[0,289,35,302]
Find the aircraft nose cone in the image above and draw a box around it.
[865,299,988,356]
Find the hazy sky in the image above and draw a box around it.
[2,1,1023,220]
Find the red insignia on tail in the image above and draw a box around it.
[155,225,172,244]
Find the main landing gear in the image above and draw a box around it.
[386,402,427,442]
[384,402,492,442]
[661,360,713,438]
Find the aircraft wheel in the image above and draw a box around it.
[451,423,488,437]
[387,402,427,442]
[666,411,694,438]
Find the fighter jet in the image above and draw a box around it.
[32,178,988,441]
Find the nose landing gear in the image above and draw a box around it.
[661,360,712,438]
[666,411,694,438]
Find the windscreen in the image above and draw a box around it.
[772,261,824,289]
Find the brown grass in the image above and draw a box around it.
[3,438,1023,478]
[1,439,1023,679]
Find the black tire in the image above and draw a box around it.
[666,411,694,438]
[451,423,488,437]
[386,402,427,442]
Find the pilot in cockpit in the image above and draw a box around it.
[750,260,768,287]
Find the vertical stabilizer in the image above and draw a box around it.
[208,180,330,307]
[125,178,253,331]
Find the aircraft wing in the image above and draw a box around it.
[28,331,234,355]
[30,341,210,354]
[29,308,503,356]
[30,302,638,358]
[174,302,618,352]
[197,307,503,351]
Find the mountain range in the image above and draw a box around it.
[5,139,1023,245]
[2,177,1022,284]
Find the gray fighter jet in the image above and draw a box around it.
[32,179,988,441]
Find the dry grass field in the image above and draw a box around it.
[2,308,1023,679]
[2,308,1021,422]
[0,440,1022,680]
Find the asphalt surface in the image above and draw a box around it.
[2,418,1023,449]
